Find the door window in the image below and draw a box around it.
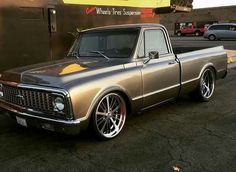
[230,25,236,31]
[210,25,230,31]
[144,30,169,57]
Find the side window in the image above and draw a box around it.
[138,38,144,58]
[144,30,169,57]
[230,25,236,31]
[209,25,216,30]
[217,25,230,30]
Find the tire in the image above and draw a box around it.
[190,68,215,102]
[208,34,216,41]
[195,31,200,36]
[177,32,182,36]
[91,93,127,140]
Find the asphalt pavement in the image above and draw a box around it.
[0,67,236,172]
[0,37,236,172]
[170,36,236,50]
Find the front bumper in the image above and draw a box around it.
[0,99,81,135]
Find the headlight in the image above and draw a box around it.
[53,96,65,111]
[0,84,3,97]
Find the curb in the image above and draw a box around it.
[227,56,236,69]
[228,56,236,63]
[226,49,236,64]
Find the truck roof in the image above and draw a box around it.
[82,23,165,32]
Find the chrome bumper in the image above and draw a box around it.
[0,99,81,135]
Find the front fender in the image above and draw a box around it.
[66,67,142,121]
[81,85,133,122]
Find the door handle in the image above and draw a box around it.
[168,61,176,65]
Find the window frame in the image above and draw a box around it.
[69,28,141,59]
[137,27,172,59]
[209,25,231,31]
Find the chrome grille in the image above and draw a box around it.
[2,85,54,112]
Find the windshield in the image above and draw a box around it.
[68,28,140,58]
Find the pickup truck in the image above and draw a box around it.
[0,24,227,140]
[176,25,206,36]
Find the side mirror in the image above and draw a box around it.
[144,51,159,64]
[149,51,159,59]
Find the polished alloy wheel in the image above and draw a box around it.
[200,69,215,99]
[94,93,126,139]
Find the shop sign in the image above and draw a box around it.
[85,6,154,18]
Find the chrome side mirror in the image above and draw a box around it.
[149,51,159,59]
[144,51,159,64]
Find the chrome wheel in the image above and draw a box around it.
[94,93,126,139]
[200,69,215,99]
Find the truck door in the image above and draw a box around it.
[138,28,180,108]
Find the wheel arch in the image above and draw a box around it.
[83,85,133,122]
[199,63,217,79]
[208,34,217,40]
[189,64,216,101]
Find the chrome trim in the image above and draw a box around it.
[0,83,3,97]
[132,84,180,101]
[0,81,70,97]
[0,80,18,87]
[143,84,180,98]
[0,101,80,125]
[17,84,70,98]
[181,77,199,85]
[132,95,143,101]
[0,82,73,118]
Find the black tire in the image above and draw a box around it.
[195,31,201,36]
[177,32,182,36]
[190,68,216,102]
[91,93,127,140]
[208,34,216,41]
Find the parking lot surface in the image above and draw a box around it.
[171,36,236,50]
[1,37,236,172]
[0,68,236,172]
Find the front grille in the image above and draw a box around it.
[2,85,54,112]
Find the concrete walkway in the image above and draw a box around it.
[226,49,236,63]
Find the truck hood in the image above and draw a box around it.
[0,57,128,88]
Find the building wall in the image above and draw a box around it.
[0,6,51,72]
[52,5,160,58]
[0,1,159,72]
[159,6,236,36]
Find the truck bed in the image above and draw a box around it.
[175,46,227,94]
[173,46,210,54]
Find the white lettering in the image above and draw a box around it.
[96,8,111,15]
[112,8,122,15]
[123,9,141,16]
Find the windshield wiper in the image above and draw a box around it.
[90,51,110,60]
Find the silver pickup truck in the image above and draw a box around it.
[0,24,227,140]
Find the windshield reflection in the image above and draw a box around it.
[68,28,140,59]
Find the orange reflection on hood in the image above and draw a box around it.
[59,64,87,75]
